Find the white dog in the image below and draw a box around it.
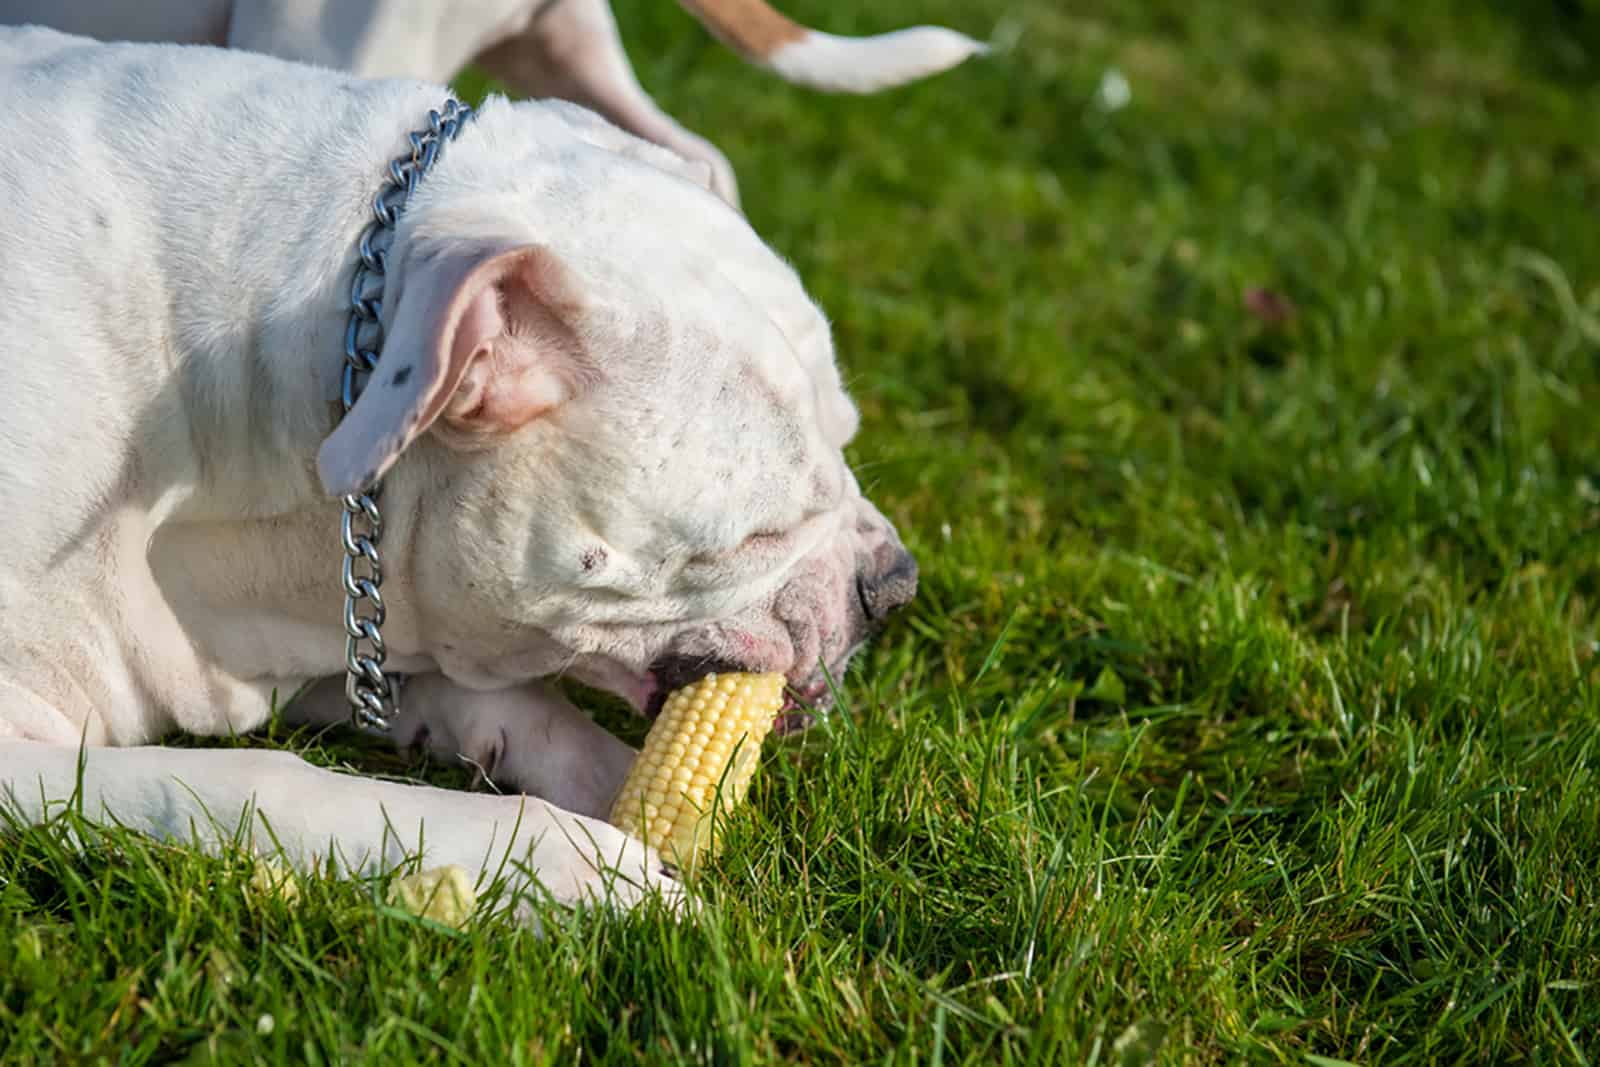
[7,0,986,205]
[0,28,918,916]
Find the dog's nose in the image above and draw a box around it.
[856,548,919,625]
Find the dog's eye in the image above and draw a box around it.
[741,530,787,552]
[685,530,788,571]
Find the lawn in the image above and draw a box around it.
[4,0,1599,1061]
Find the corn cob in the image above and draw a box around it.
[608,671,784,870]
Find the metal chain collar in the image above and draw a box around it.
[339,97,475,731]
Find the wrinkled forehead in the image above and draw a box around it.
[570,239,860,541]
[611,204,864,438]
[470,130,861,447]
[660,233,860,449]
[647,289,852,502]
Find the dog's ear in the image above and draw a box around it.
[316,244,589,497]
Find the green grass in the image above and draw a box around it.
[5,0,1600,1061]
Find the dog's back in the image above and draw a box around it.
[0,22,92,67]
[3,4,230,48]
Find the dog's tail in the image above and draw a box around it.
[675,0,986,94]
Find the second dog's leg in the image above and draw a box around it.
[285,675,637,820]
[476,0,742,205]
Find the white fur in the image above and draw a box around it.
[3,0,985,207]
[3,0,984,206]
[0,29,915,919]
[766,26,988,94]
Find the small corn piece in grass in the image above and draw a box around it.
[608,671,783,871]
[387,865,476,928]
[248,856,299,903]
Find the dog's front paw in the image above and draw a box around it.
[494,710,638,821]
[510,800,689,918]
[584,822,690,917]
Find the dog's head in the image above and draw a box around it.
[317,98,915,724]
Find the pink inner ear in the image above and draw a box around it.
[438,282,508,424]
[316,244,585,495]
[457,285,507,363]
[442,255,580,434]
[463,345,572,432]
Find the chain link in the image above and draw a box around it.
[339,98,475,731]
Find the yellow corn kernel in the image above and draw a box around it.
[609,672,783,871]
[247,856,299,903]
[386,865,477,928]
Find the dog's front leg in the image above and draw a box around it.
[0,739,680,916]
[475,0,741,204]
[286,675,637,820]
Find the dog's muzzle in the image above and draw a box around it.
[644,543,919,732]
